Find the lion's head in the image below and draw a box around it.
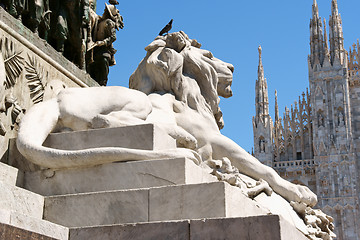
[129,31,234,129]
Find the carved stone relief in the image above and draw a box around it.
[0,29,86,160]
[25,55,46,104]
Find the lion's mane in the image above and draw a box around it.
[129,31,226,129]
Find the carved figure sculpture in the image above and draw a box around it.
[2,0,25,20]
[52,0,89,67]
[27,0,50,36]
[16,31,317,209]
[88,3,123,86]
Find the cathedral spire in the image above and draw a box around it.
[255,45,269,123]
[312,0,319,18]
[275,90,279,123]
[331,0,339,15]
[329,0,345,65]
[258,46,264,80]
[309,0,325,68]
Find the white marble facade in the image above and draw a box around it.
[253,1,360,239]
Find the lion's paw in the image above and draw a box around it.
[173,148,202,165]
[176,135,198,150]
[287,183,318,207]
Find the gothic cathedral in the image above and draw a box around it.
[253,1,360,239]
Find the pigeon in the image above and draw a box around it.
[109,0,119,5]
[159,19,173,36]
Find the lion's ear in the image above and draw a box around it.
[145,39,166,52]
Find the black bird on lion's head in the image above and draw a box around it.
[159,19,173,36]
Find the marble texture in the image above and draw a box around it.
[190,215,308,240]
[0,209,69,240]
[0,181,44,219]
[149,182,268,222]
[69,220,189,240]
[0,162,19,186]
[44,189,149,227]
[69,215,308,240]
[24,157,216,196]
[43,124,176,151]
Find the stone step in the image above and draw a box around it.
[0,162,20,186]
[24,157,216,196]
[43,124,176,151]
[43,181,268,228]
[0,209,69,240]
[0,181,44,219]
[68,215,308,240]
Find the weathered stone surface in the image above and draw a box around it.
[149,182,268,222]
[0,182,44,219]
[5,138,40,173]
[0,209,69,240]
[69,215,307,240]
[44,189,149,227]
[190,215,308,240]
[69,220,189,240]
[43,124,176,151]
[24,157,216,196]
[0,162,19,186]
[0,222,57,240]
[43,181,270,228]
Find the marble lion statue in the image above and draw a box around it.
[16,31,317,208]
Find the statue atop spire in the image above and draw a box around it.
[329,0,345,65]
[331,0,339,15]
[258,45,264,80]
[312,0,319,18]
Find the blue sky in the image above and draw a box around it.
[96,0,360,153]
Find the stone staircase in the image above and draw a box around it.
[0,162,68,239]
[2,124,309,240]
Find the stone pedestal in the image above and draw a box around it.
[68,215,307,240]
[43,124,176,151]
[3,124,310,239]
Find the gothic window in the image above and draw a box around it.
[287,144,293,160]
[279,151,286,161]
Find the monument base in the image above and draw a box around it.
[69,215,307,240]
[2,125,312,239]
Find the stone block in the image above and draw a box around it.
[0,209,69,240]
[0,182,44,219]
[149,182,268,222]
[44,189,149,227]
[68,215,308,240]
[0,222,57,240]
[44,181,268,228]
[0,162,19,186]
[24,157,216,196]
[69,220,189,240]
[190,215,308,240]
[43,124,176,151]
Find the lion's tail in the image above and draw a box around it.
[16,99,201,169]
[16,98,62,168]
